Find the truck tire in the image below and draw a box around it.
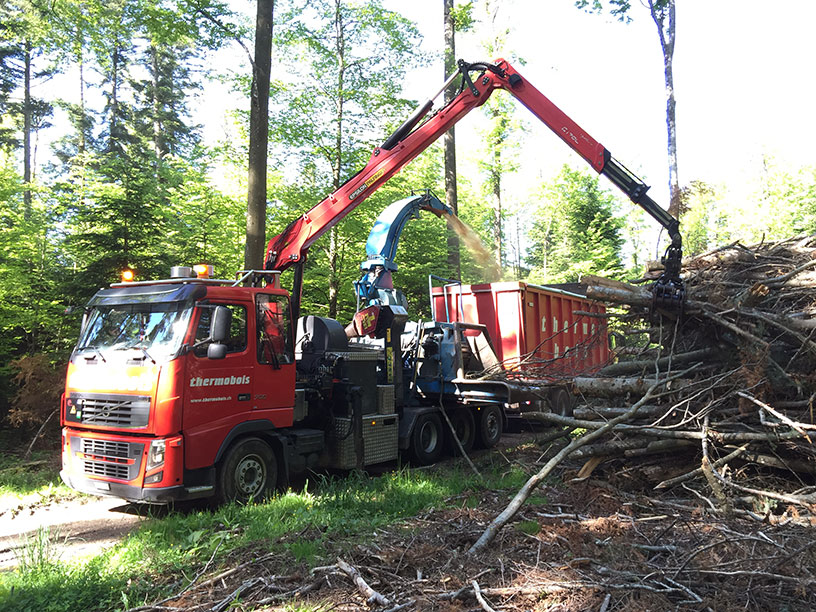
[410,412,444,465]
[476,405,503,449]
[550,387,575,417]
[445,408,475,456]
[216,437,277,504]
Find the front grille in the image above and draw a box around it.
[83,460,129,480]
[81,439,129,461]
[67,393,150,428]
[70,436,145,482]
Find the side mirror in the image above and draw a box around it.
[207,343,228,360]
[210,306,232,343]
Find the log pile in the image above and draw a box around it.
[530,235,816,509]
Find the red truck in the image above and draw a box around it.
[60,59,682,504]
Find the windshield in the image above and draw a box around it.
[76,303,193,364]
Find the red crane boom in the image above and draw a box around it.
[265,59,682,314]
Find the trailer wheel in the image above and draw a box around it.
[410,413,444,465]
[445,408,475,456]
[217,437,277,504]
[476,405,503,449]
[550,387,575,417]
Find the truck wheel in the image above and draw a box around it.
[476,405,503,449]
[410,413,444,465]
[217,437,277,504]
[445,408,475,456]
[550,387,575,417]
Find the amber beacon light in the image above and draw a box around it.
[193,264,213,279]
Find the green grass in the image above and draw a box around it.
[0,461,530,612]
[285,538,323,565]
[14,527,64,575]
[0,451,83,523]
[527,494,549,506]
[277,604,327,612]
[0,451,78,504]
[514,519,541,536]
[0,452,59,494]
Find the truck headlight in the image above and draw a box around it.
[146,440,166,471]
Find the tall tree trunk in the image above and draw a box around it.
[245,0,274,271]
[328,227,339,317]
[491,140,502,267]
[109,46,120,152]
[150,42,164,162]
[79,54,86,157]
[514,213,521,278]
[649,0,680,219]
[23,40,31,221]
[78,52,88,211]
[327,0,345,319]
[443,0,460,280]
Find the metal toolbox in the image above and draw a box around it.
[377,385,395,415]
[328,413,398,469]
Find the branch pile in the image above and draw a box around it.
[534,235,816,509]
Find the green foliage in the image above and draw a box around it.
[449,2,475,32]
[619,203,649,276]
[285,538,323,565]
[575,0,633,22]
[680,181,727,256]
[786,166,816,233]
[0,0,243,417]
[0,165,73,366]
[477,93,522,270]
[271,0,421,179]
[131,42,201,158]
[277,604,326,612]
[754,162,816,239]
[526,165,624,283]
[265,0,424,318]
[162,154,246,275]
[0,0,58,147]
[679,161,816,252]
[575,0,672,23]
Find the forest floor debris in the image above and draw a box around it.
[123,439,816,611]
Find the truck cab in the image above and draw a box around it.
[60,270,297,503]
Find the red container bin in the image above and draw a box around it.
[431,281,609,379]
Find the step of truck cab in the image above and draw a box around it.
[287,428,325,454]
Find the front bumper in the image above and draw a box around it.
[60,470,213,504]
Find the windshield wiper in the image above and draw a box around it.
[78,345,107,362]
[135,346,156,364]
[116,343,157,364]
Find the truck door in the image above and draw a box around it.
[253,294,295,419]
[185,302,255,469]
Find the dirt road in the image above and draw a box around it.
[0,494,146,570]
